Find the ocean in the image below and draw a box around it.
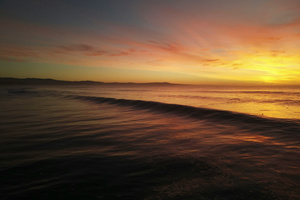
[1,84,300,199]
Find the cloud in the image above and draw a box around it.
[60,44,96,52]
[0,55,27,62]
[59,44,106,56]
[1,0,299,84]
[0,45,41,62]
[58,44,139,57]
[148,40,184,53]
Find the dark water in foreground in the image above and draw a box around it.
[0,85,300,199]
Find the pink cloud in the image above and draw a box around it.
[58,44,141,57]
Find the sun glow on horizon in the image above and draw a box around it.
[0,0,299,85]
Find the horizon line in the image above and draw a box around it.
[1,77,300,87]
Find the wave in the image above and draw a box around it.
[157,94,300,106]
[5,88,300,135]
[196,90,300,95]
[69,95,300,134]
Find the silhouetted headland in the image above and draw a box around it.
[0,77,177,86]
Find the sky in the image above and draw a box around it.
[0,0,300,85]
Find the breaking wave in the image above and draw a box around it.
[70,95,300,134]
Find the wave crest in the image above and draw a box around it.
[70,95,300,133]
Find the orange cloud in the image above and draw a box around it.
[1,0,299,84]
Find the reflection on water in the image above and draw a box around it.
[0,85,300,199]
[47,85,300,120]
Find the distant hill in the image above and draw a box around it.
[0,77,176,86]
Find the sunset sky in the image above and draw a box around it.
[1,0,300,85]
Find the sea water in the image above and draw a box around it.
[0,84,299,199]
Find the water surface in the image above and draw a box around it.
[1,85,299,199]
